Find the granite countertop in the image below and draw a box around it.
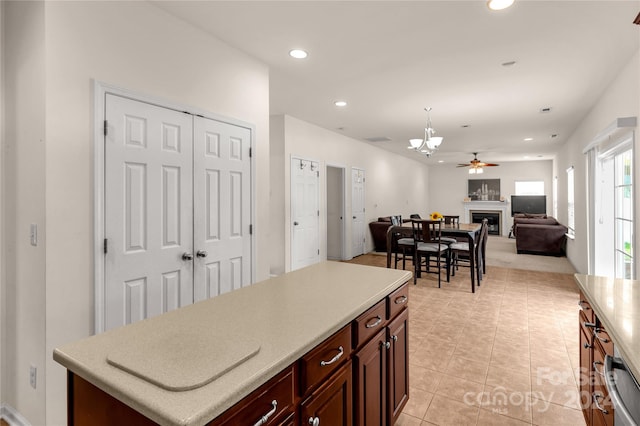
[54,261,411,426]
[574,274,640,379]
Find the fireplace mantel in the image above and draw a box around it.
[462,201,510,236]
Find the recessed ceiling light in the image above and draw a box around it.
[524,137,533,141]
[289,49,308,59]
[334,100,347,107]
[487,0,515,11]
[438,160,444,163]
[523,155,530,159]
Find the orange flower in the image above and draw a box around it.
[430,212,443,221]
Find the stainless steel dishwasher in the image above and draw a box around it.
[604,351,640,426]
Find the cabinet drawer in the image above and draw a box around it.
[387,283,409,320]
[353,299,386,349]
[578,292,594,324]
[209,366,295,426]
[300,325,352,395]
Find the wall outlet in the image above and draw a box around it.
[30,365,37,389]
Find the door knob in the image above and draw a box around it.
[182,252,193,261]
[196,250,208,258]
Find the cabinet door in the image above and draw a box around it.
[387,308,409,425]
[354,329,386,426]
[579,323,592,426]
[301,361,353,426]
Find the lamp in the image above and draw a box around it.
[407,107,444,157]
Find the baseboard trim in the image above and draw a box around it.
[0,403,31,426]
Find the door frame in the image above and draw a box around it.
[326,163,347,261]
[93,81,256,334]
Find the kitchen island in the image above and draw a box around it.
[54,261,412,426]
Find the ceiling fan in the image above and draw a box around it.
[457,152,499,174]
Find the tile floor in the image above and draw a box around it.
[346,254,586,426]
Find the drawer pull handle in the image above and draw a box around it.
[392,335,398,342]
[594,329,610,343]
[308,416,320,426]
[320,346,344,366]
[593,361,605,377]
[578,300,591,310]
[385,341,391,350]
[394,295,408,305]
[583,321,596,329]
[365,316,382,328]
[253,400,277,426]
[592,392,609,414]
[583,342,592,349]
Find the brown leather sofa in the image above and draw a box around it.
[369,216,410,252]
[513,214,568,256]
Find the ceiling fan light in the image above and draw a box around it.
[468,168,475,174]
[476,167,484,174]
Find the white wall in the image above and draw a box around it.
[3,1,271,425]
[555,51,639,274]
[2,2,47,424]
[429,160,553,231]
[270,114,430,273]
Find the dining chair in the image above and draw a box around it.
[411,219,450,287]
[409,213,422,219]
[449,219,488,288]
[440,215,461,245]
[390,215,413,270]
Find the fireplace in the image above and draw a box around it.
[471,211,501,235]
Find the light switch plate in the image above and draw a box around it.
[30,224,37,246]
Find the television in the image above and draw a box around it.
[511,195,546,216]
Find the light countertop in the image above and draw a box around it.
[574,274,640,380]
[54,261,411,426]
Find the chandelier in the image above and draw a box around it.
[407,107,443,157]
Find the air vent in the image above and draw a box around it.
[540,107,552,113]
[364,136,392,143]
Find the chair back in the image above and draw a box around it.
[476,218,489,253]
[411,219,442,244]
[443,215,460,227]
[390,215,402,226]
[409,214,421,219]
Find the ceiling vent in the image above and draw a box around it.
[540,107,552,113]
[364,136,392,143]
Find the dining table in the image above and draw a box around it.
[385,221,484,293]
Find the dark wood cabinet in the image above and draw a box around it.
[387,308,409,425]
[578,291,614,426]
[208,365,296,426]
[301,361,353,426]
[354,329,387,426]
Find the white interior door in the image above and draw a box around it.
[351,168,366,257]
[193,117,252,300]
[291,157,320,271]
[104,94,193,331]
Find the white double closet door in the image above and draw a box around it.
[104,94,251,331]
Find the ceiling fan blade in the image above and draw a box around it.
[457,164,471,167]
[483,163,499,167]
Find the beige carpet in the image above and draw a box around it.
[484,235,576,274]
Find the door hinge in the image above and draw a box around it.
[249,147,252,158]
[103,120,108,136]
[317,210,320,216]
[317,171,319,177]
[103,238,108,254]
[249,224,253,235]
[318,249,320,255]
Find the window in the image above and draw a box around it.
[515,180,544,195]
[614,149,633,279]
[567,167,575,237]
